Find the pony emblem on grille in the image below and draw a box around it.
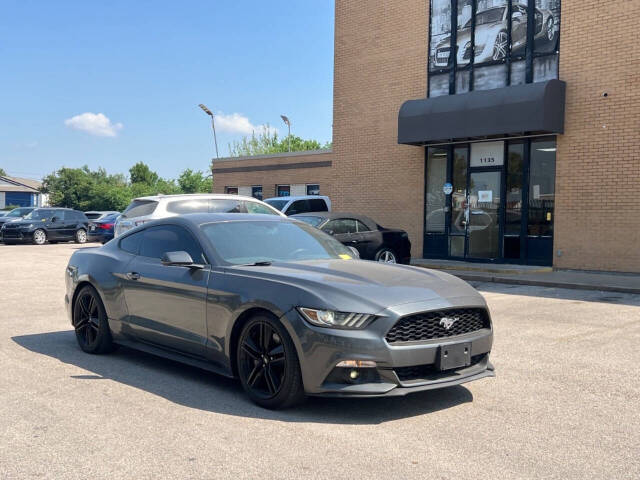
[439,317,459,330]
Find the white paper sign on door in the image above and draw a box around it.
[478,190,493,203]
[471,141,504,167]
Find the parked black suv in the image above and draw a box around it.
[0,208,89,245]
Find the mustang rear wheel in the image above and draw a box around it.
[33,229,47,245]
[237,314,304,409]
[73,285,114,354]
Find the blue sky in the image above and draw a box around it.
[0,1,335,180]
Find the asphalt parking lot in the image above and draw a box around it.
[1,243,639,479]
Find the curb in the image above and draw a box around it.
[450,272,640,295]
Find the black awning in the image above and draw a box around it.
[398,79,566,145]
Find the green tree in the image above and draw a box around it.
[0,167,7,177]
[228,127,331,157]
[41,167,94,210]
[178,169,212,193]
[129,162,159,185]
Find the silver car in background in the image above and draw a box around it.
[114,194,285,237]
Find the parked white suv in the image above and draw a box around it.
[114,194,284,237]
[263,195,331,216]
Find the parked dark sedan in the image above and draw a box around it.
[87,212,119,244]
[65,214,494,409]
[292,212,411,264]
[1,207,89,245]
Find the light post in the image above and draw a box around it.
[280,115,291,152]
[199,104,219,159]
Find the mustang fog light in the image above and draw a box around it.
[336,360,377,368]
[298,307,375,329]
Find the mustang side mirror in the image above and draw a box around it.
[161,251,203,269]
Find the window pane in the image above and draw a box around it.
[119,231,142,254]
[323,219,357,235]
[473,1,508,65]
[166,199,209,215]
[528,139,556,236]
[449,235,465,257]
[355,220,370,233]
[457,0,473,67]
[251,186,263,200]
[429,73,450,98]
[306,184,320,195]
[510,2,528,57]
[429,0,452,71]
[208,199,246,213]
[474,63,507,90]
[456,69,471,94]
[534,0,559,54]
[140,225,204,263]
[451,147,468,233]
[426,148,447,233]
[245,202,279,215]
[225,187,238,195]
[277,185,290,197]
[122,200,158,219]
[288,200,310,215]
[533,54,558,82]
[510,59,526,85]
[505,142,524,235]
[309,199,328,211]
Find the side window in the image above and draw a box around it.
[355,220,371,232]
[322,219,358,235]
[245,201,279,215]
[166,199,209,214]
[208,199,247,213]
[119,231,143,255]
[139,225,205,263]
[309,199,328,212]
[287,200,310,215]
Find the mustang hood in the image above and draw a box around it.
[228,259,484,314]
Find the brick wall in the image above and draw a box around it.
[554,0,640,272]
[211,150,335,199]
[331,0,429,259]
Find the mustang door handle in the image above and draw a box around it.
[126,272,141,280]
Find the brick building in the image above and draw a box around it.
[213,0,640,273]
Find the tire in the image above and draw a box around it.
[236,314,305,409]
[375,248,397,264]
[33,229,47,245]
[75,228,87,244]
[73,285,115,354]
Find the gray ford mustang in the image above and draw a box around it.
[65,213,494,408]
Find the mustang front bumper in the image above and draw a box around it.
[281,297,495,397]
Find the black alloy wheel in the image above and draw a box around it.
[73,285,114,354]
[237,315,304,409]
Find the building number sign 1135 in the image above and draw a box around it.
[470,141,505,167]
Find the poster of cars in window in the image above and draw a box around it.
[428,0,560,96]
[429,0,452,72]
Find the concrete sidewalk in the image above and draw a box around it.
[412,259,640,295]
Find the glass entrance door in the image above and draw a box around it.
[466,171,501,259]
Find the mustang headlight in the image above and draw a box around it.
[298,307,375,329]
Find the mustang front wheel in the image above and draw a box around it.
[237,314,304,409]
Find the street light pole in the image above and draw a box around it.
[199,104,219,159]
[280,115,291,152]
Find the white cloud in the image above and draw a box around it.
[215,112,277,136]
[64,112,123,137]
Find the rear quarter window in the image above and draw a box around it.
[119,231,143,254]
[309,199,328,212]
[122,200,158,218]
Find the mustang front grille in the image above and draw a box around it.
[385,308,489,344]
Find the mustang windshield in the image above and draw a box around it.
[201,220,354,264]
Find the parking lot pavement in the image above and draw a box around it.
[1,243,639,480]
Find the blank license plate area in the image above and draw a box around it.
[437,342,471,371]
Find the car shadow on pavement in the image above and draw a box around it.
[13,330,473,425]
